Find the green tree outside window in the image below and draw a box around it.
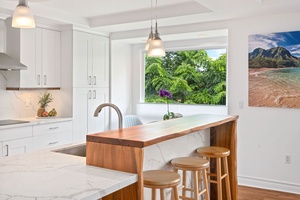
[145,49,227,105]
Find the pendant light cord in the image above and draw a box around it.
[155,0,158,32]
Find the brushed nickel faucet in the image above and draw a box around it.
[94,103,123,129]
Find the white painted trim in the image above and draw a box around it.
[238,175,300,194]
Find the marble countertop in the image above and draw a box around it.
[0,117,73,130]
[0,144,138,200]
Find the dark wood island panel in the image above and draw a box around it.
[86,114,238,200]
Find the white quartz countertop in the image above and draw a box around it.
[0,144,138,200]
[0,117,73,130]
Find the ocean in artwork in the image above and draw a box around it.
[248,31,300,108]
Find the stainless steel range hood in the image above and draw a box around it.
[0,53,27,70]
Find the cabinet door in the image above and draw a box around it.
[2,137,32,157]
[88,88,110,134]
[92,35,109,88]
[20,28,42,88]
[0,142,2,157]
[41,29,61,88]
[73,31,93,88]
[73,88,89,142]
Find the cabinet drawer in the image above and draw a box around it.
[32,131,72,150]
[33,121,72,136]
[0,126,32,141]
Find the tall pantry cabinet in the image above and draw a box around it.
[72,31,110,142]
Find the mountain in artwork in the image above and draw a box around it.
[249,47,300,68]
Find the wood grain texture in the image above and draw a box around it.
[87,114,238,148]
[210,120,238,200]
[86,142,144,200]
[238,185,300,200]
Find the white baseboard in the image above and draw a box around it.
[238,175,300,194]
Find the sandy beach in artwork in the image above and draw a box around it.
[249,68,300,108]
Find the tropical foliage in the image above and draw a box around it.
[145,50,227,105]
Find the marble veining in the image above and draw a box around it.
[143,129,210,199]
[0,147,137,200]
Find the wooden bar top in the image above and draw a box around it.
[87,114,238,148]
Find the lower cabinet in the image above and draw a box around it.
[2,137,33,157]
[32,121,73,150]
[0,126,33,157]
[0,120,73,157]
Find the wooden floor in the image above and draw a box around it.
[238,185,300,200]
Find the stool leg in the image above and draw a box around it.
[182,170,187,198]
[193,170,199,200]
[202,169,210,200]
[217,157,222,200]
[160,189,165,200]
[152,188,156,200]
[172,186,180,200]
[223,157,232,200]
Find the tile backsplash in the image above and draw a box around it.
[0,72,63,120]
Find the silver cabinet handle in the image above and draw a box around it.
[49,127,59,130]
[94,76,96,85]
[48,141,59,145]
[88,90,92,99]
[88,76,92,85]
[37,75,41,85]
[93,90,96,99]
[4,145,9,156]
[44,75,47,85]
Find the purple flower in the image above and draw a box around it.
[159,89,172,99]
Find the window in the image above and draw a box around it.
[144,49,227,105]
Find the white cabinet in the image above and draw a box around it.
[5,19,61,89]
[73,31,109,88]
[32,121,72,150]
[0,126,33,157]
[0,142,2,157]
[73,87,109,142]
[3,138,33,157]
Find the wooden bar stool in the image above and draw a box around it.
[143,170,181,200]
[196,146,231,200]
[171,157,210,200]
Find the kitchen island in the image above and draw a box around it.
[0,144,137,200]
[86,114,238,200]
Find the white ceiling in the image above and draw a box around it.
[1,0,300,42]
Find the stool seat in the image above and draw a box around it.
[171,157,209,169]
[196,146,231,200]
[171,157,210,200]
[144,170,181,187]
[197,146,230,158]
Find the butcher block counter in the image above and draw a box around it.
[86,114,238,200]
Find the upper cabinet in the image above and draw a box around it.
[5,20,61,90]
[73,31,109,88]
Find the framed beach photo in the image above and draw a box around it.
[248,30,300,108]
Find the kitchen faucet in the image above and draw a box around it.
[94,103,123,129]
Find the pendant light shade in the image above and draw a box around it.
[144,29,153,50]
[147,23,165,57]
[146,0,165,57]
[12,0,35,28]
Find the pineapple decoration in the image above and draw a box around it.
[37,92,54,117]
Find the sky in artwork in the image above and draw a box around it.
[248,31,300,57]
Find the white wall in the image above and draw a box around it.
[228,13,300,193]
[0,20,4,52]
[114,12,300,193]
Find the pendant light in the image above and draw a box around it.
[147,0,165,57]
[12,0,36,28]
[144,0,153,50]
